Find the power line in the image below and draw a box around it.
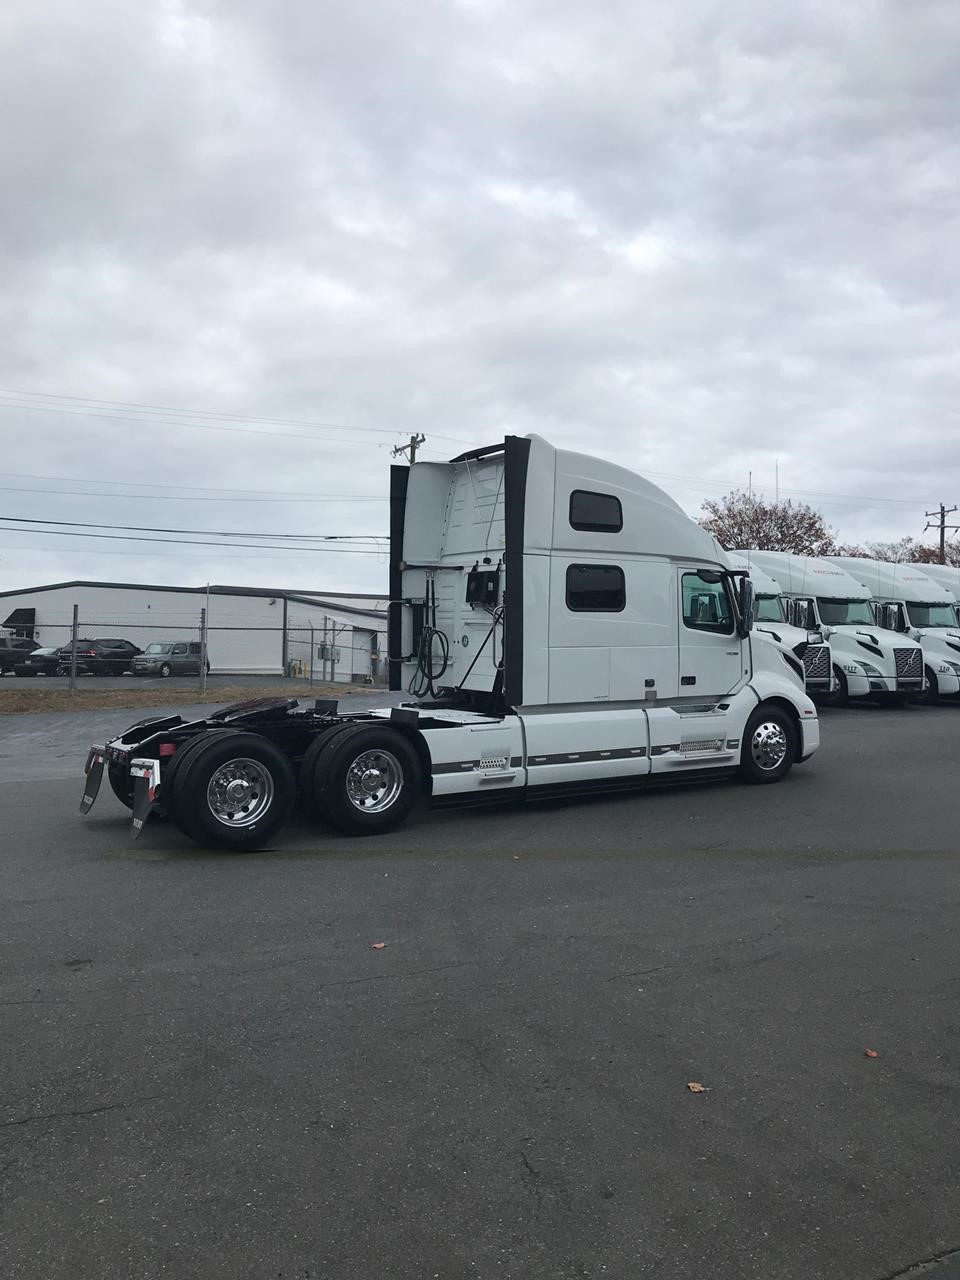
[0,398,390,446]
[0,388,471,445]
[0,526,386,554]
[0,516,386,541]
[0,541,384,564]
[0,484,385,505]
[0,469,387,500]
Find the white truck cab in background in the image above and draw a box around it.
[915,563,960,627]
[726,553,833,697]
[740,552,925,707]
[388,434,819,798]
[827,558,960,703]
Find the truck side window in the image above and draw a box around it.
[566,564,625,612]
[569,490,623,533]
[682,573,735,635]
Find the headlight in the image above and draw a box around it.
[857,661,884,678]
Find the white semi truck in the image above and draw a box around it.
[915,563,960,626]
[725,553,833,697]
[741,551,925,707]
[80,435,820,848]
[828,557,960,703]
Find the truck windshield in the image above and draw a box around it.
[144,643,173,654]
[816,598,875,625]
[906,603,957,628]
[754,594,786,622]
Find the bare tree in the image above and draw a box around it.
[834,536,960,566]
[698,490,836,555]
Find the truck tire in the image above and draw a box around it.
[159,663,173,678]
[160,729,241,825]
[311,724,422,835]
[921,667,939,705]
[739,706,796,785]
[299,722,360,813]
[830,665,850,708]
[108,763,135,809]
[170,731,296,849]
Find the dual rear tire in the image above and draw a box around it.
[302,724,422,835]
[162,724,421,849]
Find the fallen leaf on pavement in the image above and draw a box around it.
[863,1048,879,1059]
[371,942,387,950]
[686,1081,709,1093]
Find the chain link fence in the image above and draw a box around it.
[3,607,386,689]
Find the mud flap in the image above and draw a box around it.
[129,758,161,839]
[80,748,105,814]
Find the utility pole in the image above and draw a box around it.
[924,503,960,564]
[392,433,425,464]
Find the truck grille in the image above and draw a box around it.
[895,648,922,681]
[802,645,830,681]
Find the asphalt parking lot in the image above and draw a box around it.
[2,702,960,1279]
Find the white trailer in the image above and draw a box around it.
[827,558,960,703]
[725,553,833,697]
[742,552,925,707]
[81,435,819,849]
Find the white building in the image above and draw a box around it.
[0,580,387,682]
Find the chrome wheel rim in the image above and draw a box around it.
[345,749,403,813]
[206,758,274,827]
[750,721,788,771]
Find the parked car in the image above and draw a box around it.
[15,638,142,677]
[130,640,209,678]
[0,635,40,675]
[80,639,143,675]
[13,643,87,676]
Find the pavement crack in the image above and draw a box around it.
[606,965,670,983]
[0,1094,164,1129]
[0,998,74,1007]
[875,1244,960,1279]
[518,1148,544,1216]
[459,1037,495,1077]
[318,961,476,991]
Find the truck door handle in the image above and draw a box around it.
[681,676,696,686]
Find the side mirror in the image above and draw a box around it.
[736,577,754,638]
[794,598,814,629]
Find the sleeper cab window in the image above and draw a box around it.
[566,564,626,612]
[681,573,735,635]
[569,490,623,533]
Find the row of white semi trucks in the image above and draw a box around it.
[731,552,960,706]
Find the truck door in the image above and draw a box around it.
[678,569,746,699]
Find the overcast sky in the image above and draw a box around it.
[1,0,958,595]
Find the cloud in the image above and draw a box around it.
[1,0,959,592]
